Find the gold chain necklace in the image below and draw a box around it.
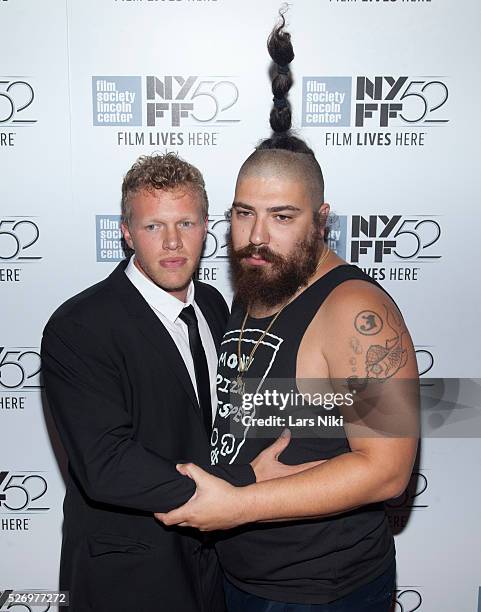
[236,246,331,387]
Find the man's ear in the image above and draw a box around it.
[319,202,330,218]
[317,203,330,231]
[203,215,209,238]
[121,222,134,250]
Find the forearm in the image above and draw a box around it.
[238,450,402,523]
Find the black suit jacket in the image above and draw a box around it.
[41,261,254,612]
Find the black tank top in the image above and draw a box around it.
[212,264,395,605]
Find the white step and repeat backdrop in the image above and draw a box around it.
[1,0,480,610]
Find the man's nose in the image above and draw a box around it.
[249,217,269,247]
[163,225,182,250]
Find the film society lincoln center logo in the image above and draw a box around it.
[302,77,352,127]
[92,77,142,126]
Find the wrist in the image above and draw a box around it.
[236,483,257,525]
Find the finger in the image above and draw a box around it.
[179,463,213,487]
[155,513,191,528]
[176,462,207,481]
[176,463,192,477]
[160,508,189,526]
[267,428,291,460]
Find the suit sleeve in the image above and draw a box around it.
[207,464,256,486]
[41,316,196,514]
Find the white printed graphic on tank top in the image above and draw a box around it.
[211,327,283,465]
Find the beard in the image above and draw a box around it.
[228,214,324,309]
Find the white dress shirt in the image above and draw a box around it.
[125,255,219,423]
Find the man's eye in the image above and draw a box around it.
[275,215,292,222]
[235,210,253,217]
[146,224,160,231]
[179,221,194,228]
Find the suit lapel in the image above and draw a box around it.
[108,261,200,413]
[194,283,224,358]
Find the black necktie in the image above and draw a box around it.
[179,305,212,436]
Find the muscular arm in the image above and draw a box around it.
[158,281,420,529]
[238,282,419,523]
[242,283,418,521]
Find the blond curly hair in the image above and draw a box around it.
[121,152,209,224]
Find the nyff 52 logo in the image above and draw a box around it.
[0,347,42,390]
[0,471,49,512]
[0,79,37,126]
[386,471,429,512]
[202,216,230,261]
[393,587,423,612]
[146,76,239,127]
[0,218,42,262]
[356,76,449,127]
[350,215,441,263]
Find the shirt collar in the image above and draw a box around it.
[125,255,195,323]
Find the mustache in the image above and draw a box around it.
[232,244,284,265]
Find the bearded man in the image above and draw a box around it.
[157,15,419,612]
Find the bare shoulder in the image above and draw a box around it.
[321,278,402,326]
[316,277,418,382]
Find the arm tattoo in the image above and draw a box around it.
[348,336,362,375]
[363,304,408,380]
[350,336,363,355]
[347,336,366,391]
[354,310,383,335]
[347,304,408,392]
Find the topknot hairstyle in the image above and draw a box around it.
[259,7,317,158]
[266,6,294,135]
[237,7,325,206]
